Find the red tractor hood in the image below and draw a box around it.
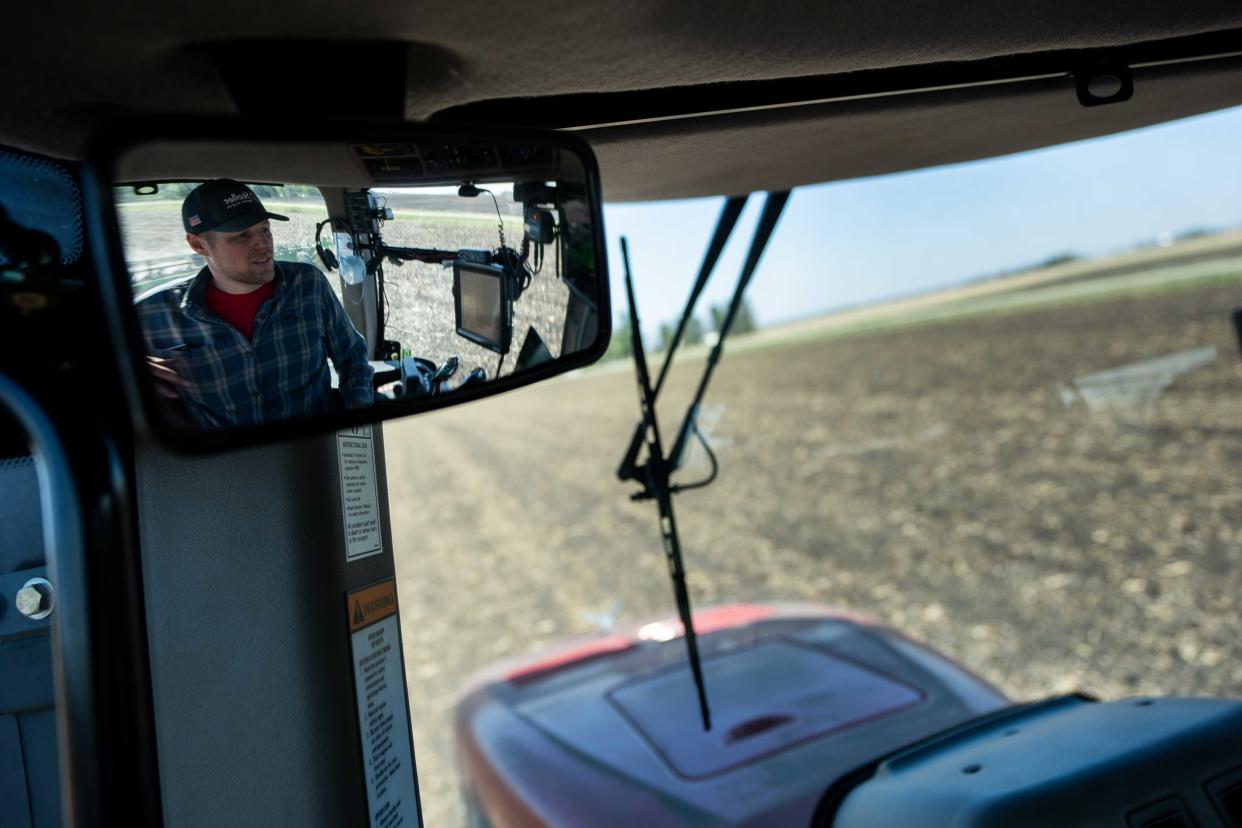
[455,604,1007,827]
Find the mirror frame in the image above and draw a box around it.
[82,118,611,454]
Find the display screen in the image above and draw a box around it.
[455,262,509,353]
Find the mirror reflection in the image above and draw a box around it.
[113,137,602,431]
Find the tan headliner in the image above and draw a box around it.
[4,1,1242,199]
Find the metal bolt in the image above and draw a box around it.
[15,578,54,621]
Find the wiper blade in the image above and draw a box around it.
[620,236,712,732]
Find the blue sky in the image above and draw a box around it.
[603,104,1242,338]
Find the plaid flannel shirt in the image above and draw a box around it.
[135,262,374,430]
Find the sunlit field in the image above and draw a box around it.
[386,236,1242,825]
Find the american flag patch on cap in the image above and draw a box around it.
[189,215,202,227]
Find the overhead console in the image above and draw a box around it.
[828,695,1242,828]
[351,140,556,184]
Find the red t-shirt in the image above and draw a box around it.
[205,280,276,340]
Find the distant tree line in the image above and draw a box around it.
[604,299,758,362]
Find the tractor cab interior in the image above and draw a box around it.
[1,4,1242,827]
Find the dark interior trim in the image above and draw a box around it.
[0,372,97,823]
[192,41,410,121]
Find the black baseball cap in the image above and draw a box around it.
[182,179,290,234]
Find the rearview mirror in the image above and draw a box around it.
[85,121,609,451]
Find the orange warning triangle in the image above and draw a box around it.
[348,580,398,632]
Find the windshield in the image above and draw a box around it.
[388,105,1242,824]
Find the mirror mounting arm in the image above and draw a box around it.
[378,244,459,266]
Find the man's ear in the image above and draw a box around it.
[186,232,210,257]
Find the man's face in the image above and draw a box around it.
[187,220,276,290]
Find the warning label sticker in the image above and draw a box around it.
[348,580,422,827]
[337,426,382,562]
[350,581,399,633]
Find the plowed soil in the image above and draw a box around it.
[386,278,1242,826]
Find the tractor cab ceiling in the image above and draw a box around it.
[3,1,1242,200]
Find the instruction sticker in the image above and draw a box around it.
[337,426,382,561]
[348,580,422,828]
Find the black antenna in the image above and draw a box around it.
[620,236,712,731]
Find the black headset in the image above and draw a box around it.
[314,218,338,271]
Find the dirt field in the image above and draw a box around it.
[385,274,1242,826]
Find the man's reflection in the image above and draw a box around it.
[135,179,374,430]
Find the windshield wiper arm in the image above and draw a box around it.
[667,191,789,471]
[615,191,791,733]
[619,236,712,731]
[617,195,748,484]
